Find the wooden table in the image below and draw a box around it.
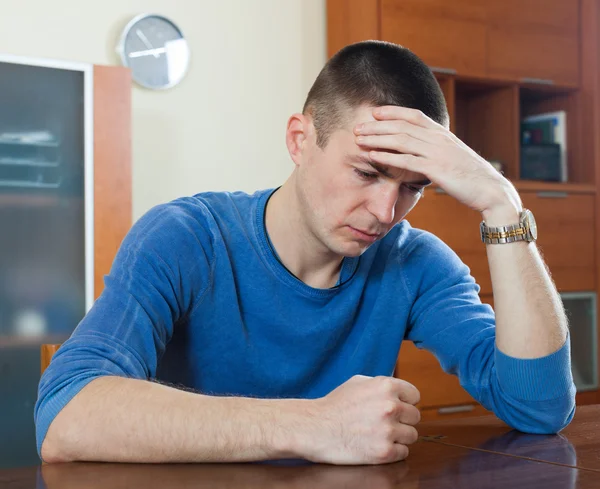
[2,405,600,489]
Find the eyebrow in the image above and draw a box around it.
[348,154,432,186]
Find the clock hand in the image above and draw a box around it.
[129,47,167,58]
[136,29,159,58]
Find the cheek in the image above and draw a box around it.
[394,195,421,223]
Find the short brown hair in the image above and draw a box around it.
[303,40,449,148]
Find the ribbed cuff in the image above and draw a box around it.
[495,334,575,402]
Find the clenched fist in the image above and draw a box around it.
[302,375,421,465]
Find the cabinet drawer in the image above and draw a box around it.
[406,188,492,295]
[419,403,491,422]
[486,0,579,85]
[487,28,579,86]
[381,0,487,78]
[395,341,476,409]
[382,0,486,22]
[520,192,595,291]
[486,0,579,34]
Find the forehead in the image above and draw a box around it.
[345,104,378,127]
[328,105,429,183]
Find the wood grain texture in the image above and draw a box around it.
[519,192,596,292]
[419,404,600,473]
[382,0,486,22]
[380,3,487,77]
[396,341,476,408]
[485,0,580,85]
[485,0,579,34]
[581,0,600,407]
[394,296,495,410]
[406,189,493,294]
[41,344,61,374]
[326,0,379,58]
[93,66,132,299]
[436,76,455,132]
[487,28,579,86]
[455,82,519,180]
[419,404,491,422]
[34,429,597,487]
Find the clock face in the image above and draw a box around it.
[525,209,538,240]
[118,14,190,90]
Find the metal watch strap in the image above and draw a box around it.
[481,222,527,244]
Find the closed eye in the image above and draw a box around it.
[355,168,426,195]
[354,169,378,180]
[403,183,425,195]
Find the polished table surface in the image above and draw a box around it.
[2,405,600,489]
[418,403,600,472]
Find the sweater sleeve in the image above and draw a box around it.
[34,199,215,458]
[402,230,576,434]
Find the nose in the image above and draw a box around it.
[367,185,398,225]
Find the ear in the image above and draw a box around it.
[285,113,313,167]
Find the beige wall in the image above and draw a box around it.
[0,0,327,220]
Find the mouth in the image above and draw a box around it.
[347,226,381,242]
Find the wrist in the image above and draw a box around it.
[481,182,522,226]
[270,398,322,459]
[481,205,522,227]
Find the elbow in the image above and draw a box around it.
[41,437,72,464]
[40,424,76,464]
[509,403,576,435]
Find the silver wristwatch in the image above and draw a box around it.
[480,209,538,244]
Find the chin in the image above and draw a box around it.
[333,240,372,257]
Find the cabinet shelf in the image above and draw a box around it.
[0,138,60,148]
[512,180,596,194]
[0,194,79,207]
[431,181,596,196]
[0,335,65,348]
[0,157,59,168]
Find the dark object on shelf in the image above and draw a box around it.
[520,143,562,182]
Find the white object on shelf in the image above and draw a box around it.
[0,130,57,144]
[12,309,47,338]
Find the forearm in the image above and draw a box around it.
[483,205,568,359]
[41,376,317,463]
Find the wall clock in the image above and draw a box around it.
[117,13,190,90]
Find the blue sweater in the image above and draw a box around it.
[35,188,576,457]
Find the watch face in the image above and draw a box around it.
[524,209,538,240]
[118,14,190,90]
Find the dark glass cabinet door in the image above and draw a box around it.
[0,56,93,468]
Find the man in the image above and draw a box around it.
[36,41,575,466]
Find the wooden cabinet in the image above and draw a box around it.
[486,0,580,85]
[396,297,495,411]
[407,188,492,295]
[330,0,581,85]
[328,0,600,413]
[396,341,476,409]
[520,191,596,291]
[380,0,487,78]
[419,404,491,422]
[487,30,579,86]
[327,0,379,58]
